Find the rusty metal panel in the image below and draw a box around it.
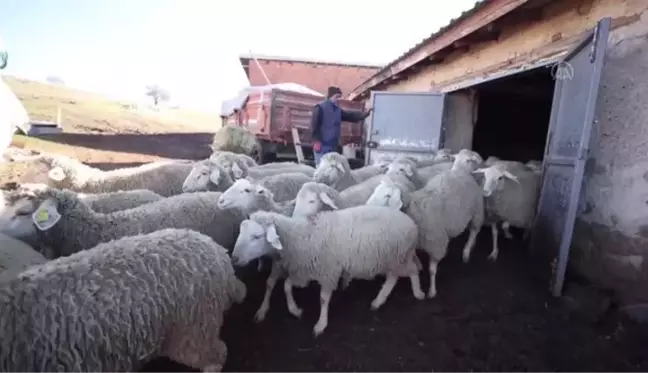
[529,17,611,297]
[365,91,447,165]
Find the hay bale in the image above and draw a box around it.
[211,125,260,156]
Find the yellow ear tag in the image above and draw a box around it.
[36,209,49,222]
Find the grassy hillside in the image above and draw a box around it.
[1,76,222,183]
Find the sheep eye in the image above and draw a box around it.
[243,188,251,193]
[385,194,391,198]
[252,234,263,240]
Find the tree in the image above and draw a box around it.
[145,84,170,106]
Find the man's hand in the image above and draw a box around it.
[363,107,373,118]
[313,140,322,152]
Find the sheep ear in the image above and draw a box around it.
[32,197,61,231]
[335,162,345,173]
[48,166,66,182]
[319,192,339,210]
[503,171,520,184]
[232,163,244,179]
[265,224,283,250]
[389,188,403,210]
[404,165,414,177]
[209,168,221,184]
[472,168,486,174]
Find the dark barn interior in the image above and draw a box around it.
[472,67,556,163]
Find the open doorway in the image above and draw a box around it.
[471,67,555,162]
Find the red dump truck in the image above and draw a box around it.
[223,87,366,165]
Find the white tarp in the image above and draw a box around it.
[220,82,323,117]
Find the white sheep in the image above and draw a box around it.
[0,228,246,372]
[231,205,424,336]
[416,148,455,168]
[217,178,295,217]
[349,163,389,183]
[0,232,48,283]
[30,153,194,197]
[253,172,312,202]
[77,189,163,213]
[366,149,485,298]
[0,186,245,259]
[472,163,541,260]
[211,151,314,180]
[385,157,426,189]
[418,161,453,181]
[291,174,416,218]
[312,152,358,191]
[182,159,236,193]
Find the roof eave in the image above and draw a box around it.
[348,0,531,100]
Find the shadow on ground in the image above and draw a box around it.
[140,229,648,372]
[35,132,215,160]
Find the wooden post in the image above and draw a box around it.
[291,127,305,164]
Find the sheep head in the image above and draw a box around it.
[0,184,61,238]
[365,180,403,210]
[182,160,231,193]
[292,182,339,218]
[472,165,520,197]
[453,149,484,172]
[217,178,272,215]
[313,153,349,186]
[231,218,281,266]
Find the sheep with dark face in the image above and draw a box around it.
[0,228,245,372]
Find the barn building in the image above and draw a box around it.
[349,0,648,309]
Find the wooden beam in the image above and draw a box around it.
[348,0,531,100]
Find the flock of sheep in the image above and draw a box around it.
[0,147,542,371]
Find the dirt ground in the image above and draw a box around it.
[140,233,647,372]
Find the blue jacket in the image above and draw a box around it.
[310,99,367,147]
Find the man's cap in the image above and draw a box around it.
[327,86,342,98]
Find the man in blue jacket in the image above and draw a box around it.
[310,86,372,166]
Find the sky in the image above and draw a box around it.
[0,0,480,112]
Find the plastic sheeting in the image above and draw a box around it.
[220,82,323,117]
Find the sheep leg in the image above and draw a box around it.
[254,260,283,322]
[488,222,499,261]
[502,221,513,239]
[284,277,303,318]
[428,260,439,298]
[413,254,423,271]
[462,225,480,263]
[371,274,398,310]
[256,257,264,272]
[313,287,334,337]
[340,273,352,290]
[201,339,228,372]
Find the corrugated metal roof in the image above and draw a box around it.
[355,0,490,91]
[239,53,383,69]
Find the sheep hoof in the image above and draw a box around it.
[370,300,382,310]
[414,289,425,300]
[462,252,471,263]
[488,251,498,262]
[203,364,223,372]
[427,290,437,299]
[288,306,303,319]
[313,323,327,337]
[504,232,513,240]
[254,309,267,323]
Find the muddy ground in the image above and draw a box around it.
[141,233,648,372]
[6,133,647,372]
